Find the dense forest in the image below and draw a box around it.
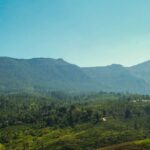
[0,92,150,150]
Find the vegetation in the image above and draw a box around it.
[0,57,150,94]
[0,92,150,149]
[0,144,5,150]
[98,139,150,150]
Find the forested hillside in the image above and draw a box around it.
[83,64,149,93]
[129,60,150,85]
[0,57,99,93]
[0,57,150,94]
[0,92,150,150]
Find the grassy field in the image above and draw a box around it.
[0,144,5,150]
[98,139,150,150]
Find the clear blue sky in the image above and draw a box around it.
[0,0,150,67]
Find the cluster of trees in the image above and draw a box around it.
[0,92,150,149]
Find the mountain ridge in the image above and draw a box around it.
[0,57,150,94]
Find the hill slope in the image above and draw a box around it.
[83,64,149,94]
[0,57,99,93]
[98,139,150,150]
[0,57,150,94]
[129,60,150,85]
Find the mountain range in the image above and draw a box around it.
[0,57,150,94]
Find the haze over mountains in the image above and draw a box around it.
[0,57,150,94]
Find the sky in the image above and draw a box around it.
[0,0,150,67]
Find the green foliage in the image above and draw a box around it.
[0,92,150,149]
[99,139,150,150]
[0,144,5,150]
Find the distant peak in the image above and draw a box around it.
[57,58,65,62]
[55,58,71,66]
[109,64,123,68]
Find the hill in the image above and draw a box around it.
[0,57,100,93]
[0,57,150,94]
[83,64,149,94]
[129,60,150,85]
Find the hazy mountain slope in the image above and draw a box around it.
[83,64,149,94]
[0,57,99,93]
[0,57,149,94]
[129,60,150,85]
